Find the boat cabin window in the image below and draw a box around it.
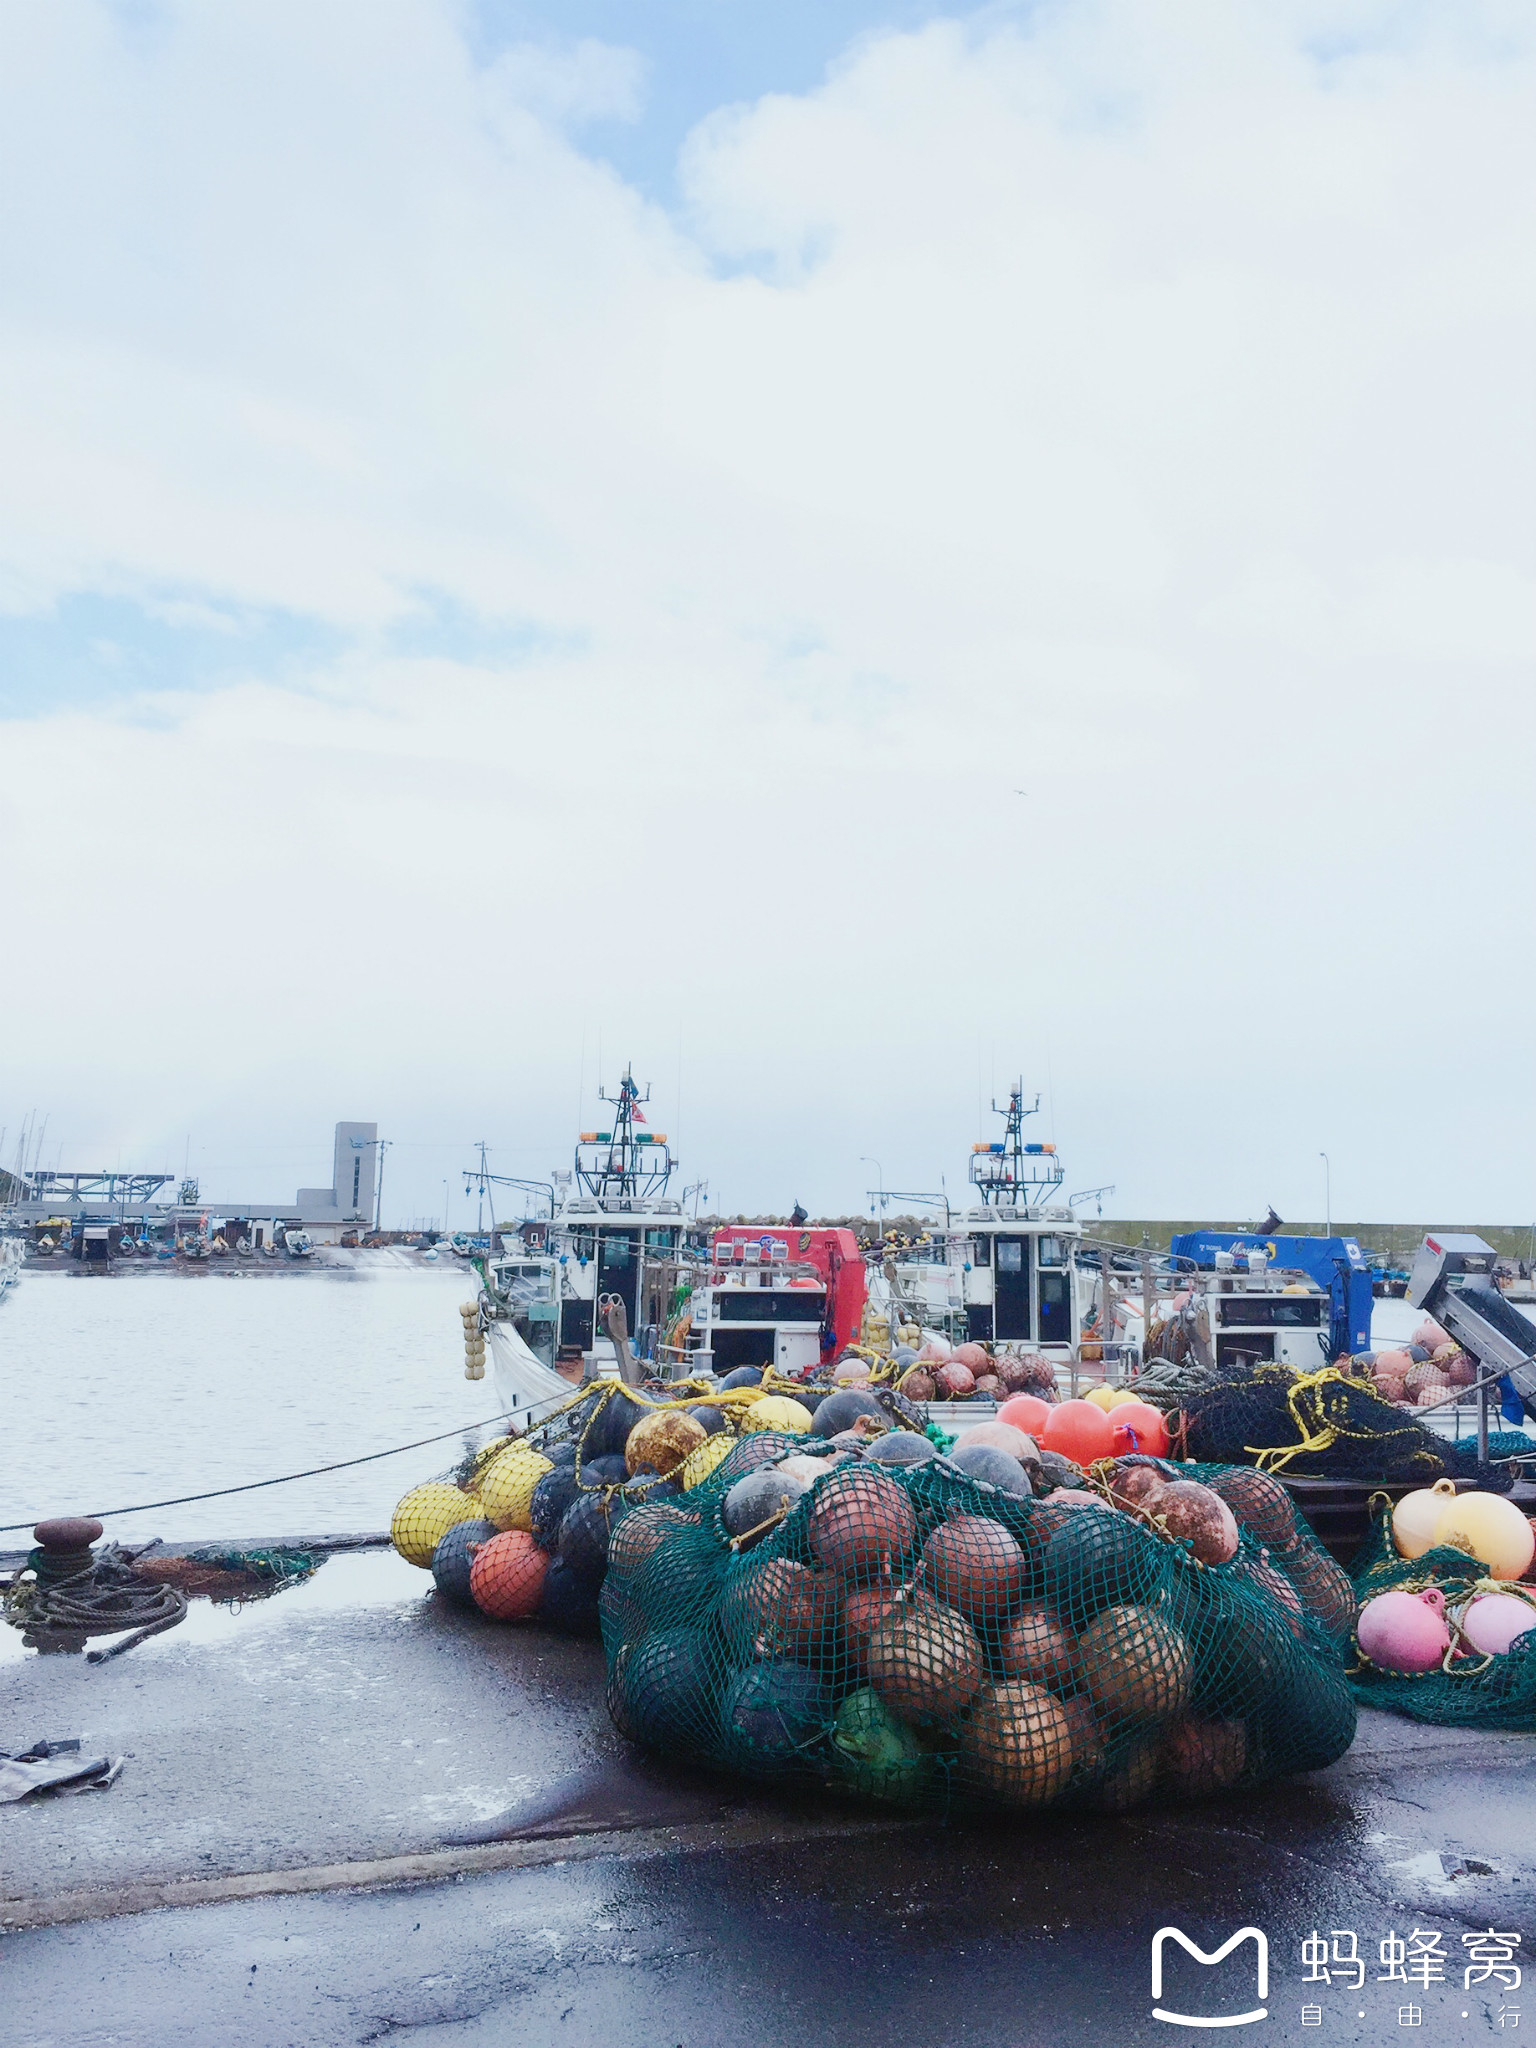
[1038,1269,1072,1345]
[993,1234,1031,1341]
[1217,1297,1322,1328]
[970,1237,992,1269]
[710,1329,775,1370]
[560,1301,595,1352]
[644,1228,678,1250]
[716,1290,826,1324]
[595,1231,641,1321]
[1036,1236,1066,1267]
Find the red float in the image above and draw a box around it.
[1040,1398,1116,1466]
[997,1393,1052,1437]
[1108,1401,1171,1457]
[469,1530,550,1620]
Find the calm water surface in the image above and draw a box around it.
[1,1268,508,1544]
[0,1275,1473,1551]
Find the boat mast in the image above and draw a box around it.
[968,1081,1064,1208]
[573,1066,674,1205]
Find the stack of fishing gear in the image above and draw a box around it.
[597,1440,1358,1816]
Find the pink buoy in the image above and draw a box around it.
[1356,1586,1450,1673]
[1460,1593,1536,1658]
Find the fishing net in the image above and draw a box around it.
[132,1547,321,1603]
[1454,1430,1536,1464]
[1347,1504,1536,1730]
[405,1379,864,1634]
[599,1445,1358,1815]
[1174,1364,1515,1489]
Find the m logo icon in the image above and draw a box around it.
[1152,1926,1269,2027]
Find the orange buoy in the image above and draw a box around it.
[1041,1399,1116,1466]
[469,1530,550,1619]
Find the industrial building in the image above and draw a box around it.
[1,1122,380,1247]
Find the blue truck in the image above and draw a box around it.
[1167,1231,1374,1363]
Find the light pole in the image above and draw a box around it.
[351,1134,391,1234]
[860,1157,885,1232]
[1319,1152,1331,1239]
[442,1180,450,1235]
[373,1139,393,1233]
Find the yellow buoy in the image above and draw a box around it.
[678,1434,734,1490]
[479,1445,554,1531]
[1433,1489,1536,1581]
[739,1395,812,1436]
[391,1481,484,1568]
[1105,1386,1142,1409]
[1391,1478,1460,1559]
[1084,1385,1119,1412]
[466,1436,515,1489]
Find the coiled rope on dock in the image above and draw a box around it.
[5,1545,188,1662]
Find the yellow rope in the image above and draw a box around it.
[1242,1365,1347,1471]
[1244,1365,1445,1476]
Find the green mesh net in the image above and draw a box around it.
[1348,1504,1536,1730]
[599,1441,1357,1815]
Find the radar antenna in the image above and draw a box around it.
[573,1066,675,1204]
[967,1081,1064,1207]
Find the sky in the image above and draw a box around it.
[1,0,1533,1231]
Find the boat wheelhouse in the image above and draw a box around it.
[669,1225,866,1381]
[1117,1248,1334,1375]
[871,1084,1093,1362]
[479,1068,691,1379]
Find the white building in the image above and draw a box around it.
[292,1121,378,1240]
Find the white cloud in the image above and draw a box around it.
[485,38,648,128]
[0,0,1532,1221]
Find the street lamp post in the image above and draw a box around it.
[1319,1152,1331,1239]
[351,1134,392,1235]
[373,1139,392,1234]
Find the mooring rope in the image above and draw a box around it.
[3,1543,189,1661]
[0,1408,525,1534]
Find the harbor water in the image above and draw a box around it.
[0,1268,508,1545]
[0,1273,1468,1552]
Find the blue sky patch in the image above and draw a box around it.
[468,0,950,198]
[0,592,346,716]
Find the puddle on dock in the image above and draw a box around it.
[0,1547,427,1665]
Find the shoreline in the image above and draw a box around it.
[13,1246,467,1279]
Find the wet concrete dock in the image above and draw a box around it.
[4,1552,1535,2046]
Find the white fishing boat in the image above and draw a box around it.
[867,1083,1099,1371]
[474,1069,695,1421]
[670,1223,867,1382]
[1118,1248,1334,1376]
